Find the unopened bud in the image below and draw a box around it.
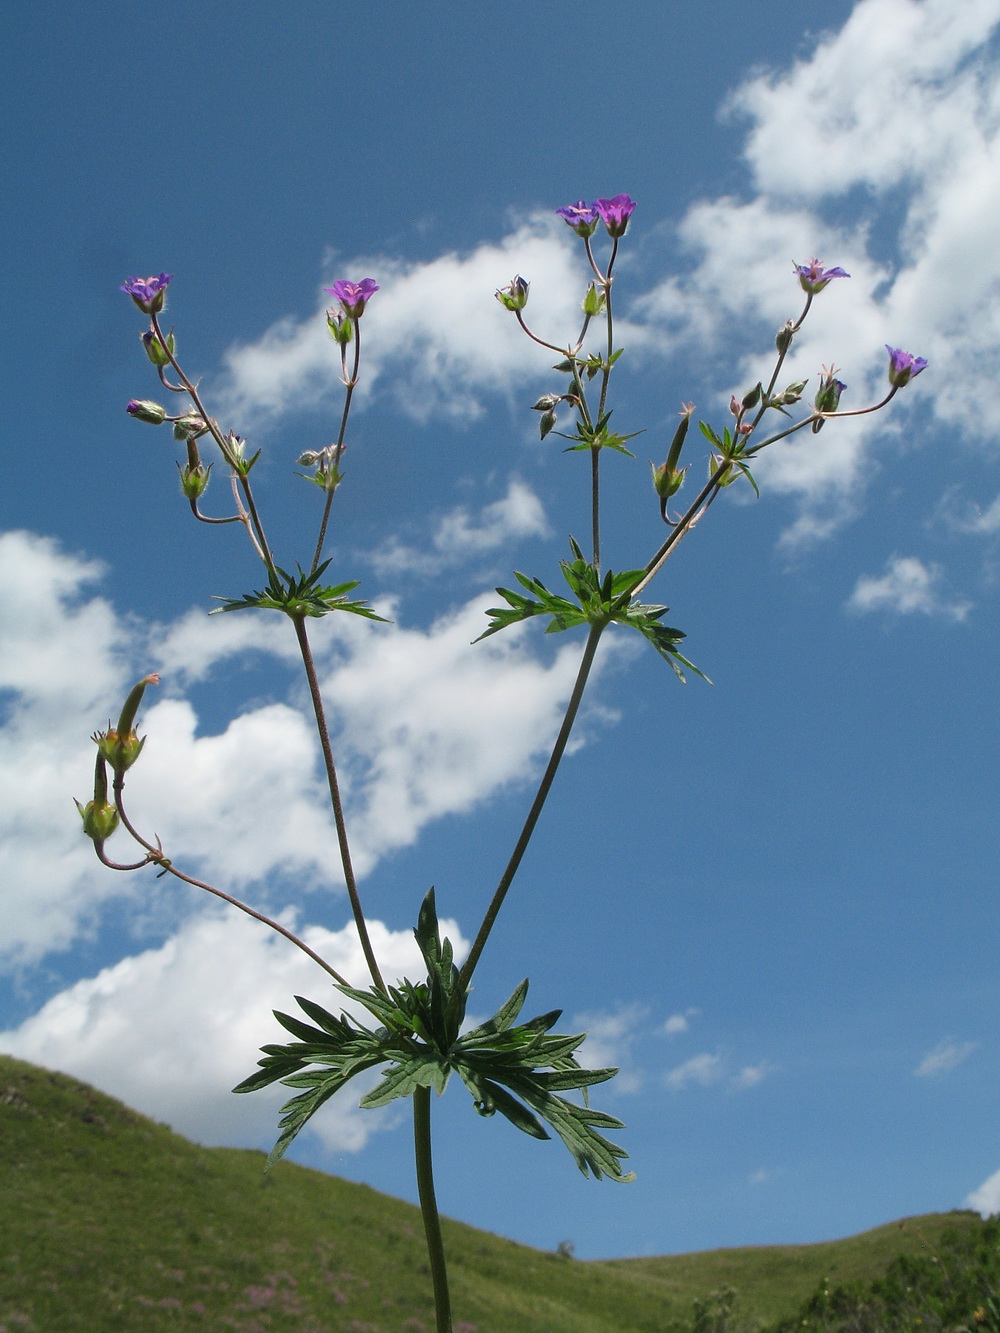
[75,753,120,845]
[172,414,207,440]
[532,394,560,412]
[742,382,762,410]
[779,380,808,405]
[775,322,794,353]
[581,283,606,317]
[126,399,167,425]
[327,312,353,345]
[141,327,174,367]
[539,410,556,440]
[178,461,211,500]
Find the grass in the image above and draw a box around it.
[0,1053,986,1331]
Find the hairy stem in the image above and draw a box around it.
[414,1087,452,1333]
[109,783,348,985]
[292,614,386,993]
[458,620,605,990]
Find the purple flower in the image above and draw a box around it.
[594,194,636,239]
[885,346,928,387]
[324,278,379,318]
[121,273,173,314]
[794,259,850,294]
[556,200,600,237]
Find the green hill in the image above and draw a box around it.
[0,1053,988,1331]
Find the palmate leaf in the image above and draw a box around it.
[211,559,390,621]
[476,540,707,682]
[235,887,633,1181]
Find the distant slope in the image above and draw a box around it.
[0,1054,984,1331]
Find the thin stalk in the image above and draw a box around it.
[459,620,605,990]
[310,319,363,575]
[292,614,386,993]
[149,313,278,580]
[414,1087,452,1333]
[591,446,601,570]
[109,783,349,985]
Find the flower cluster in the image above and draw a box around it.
[557,194,636,239]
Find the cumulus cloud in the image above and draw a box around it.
[662,1008,699,1036]
[207,0,1000,543]
[0,906,467,1153]
[663,1051,772,1092]
[664,1052,725,1091]
[0,528,607,963]
[913,1038,978,1077]
[573,1004,648,1095]
[966,1165,1000,1216]
[368,477,550,579]
[218,215,586,427]
[846,555,972,620]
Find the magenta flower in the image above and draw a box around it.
[794,259,849,294]
[594,194,636,239]
[324,278,379,318]
[121,273,173,314]
[885,346,928,387]
[556,200,600,237]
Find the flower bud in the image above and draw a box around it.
[172,414,208,440]
[778,380,808,405]
[179,461,211,500]
[126,399,167,425]
[582,283,606,317]
[539,410,556,440]
[495,275,529,312]
[327,311,353,344]
[775,322,795,353]
[75,754,120,845]
[742,382,762,410]
[141,327,174,367]
[532,394,561,412]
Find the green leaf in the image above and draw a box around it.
[211,560,390,621]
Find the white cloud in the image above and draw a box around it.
[219,215,585,427]
[662,1008,699,1036]
[913,1038,978,1077]
[0,907,467,1154]
[965,1165,1000,1216]
[573,1004,648,1095]
[368,477,550,578]
[847,555,971,620]
[664,1052,724,1091]
[731,1062,774,1090]
[0,529,606,964]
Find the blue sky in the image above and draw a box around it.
[4,0,1000,1263]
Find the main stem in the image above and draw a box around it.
[458,620,605,990]
[414,1087,452,1333]
[292,614,386,993]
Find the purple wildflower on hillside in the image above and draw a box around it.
[594,194,636,239]
[121,273,173,313]
[556,200,600,237]
[885,346,928,387]
[794,259,850,294]
[325,278,380,318]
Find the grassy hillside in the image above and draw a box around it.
[0,1054,986,1331]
